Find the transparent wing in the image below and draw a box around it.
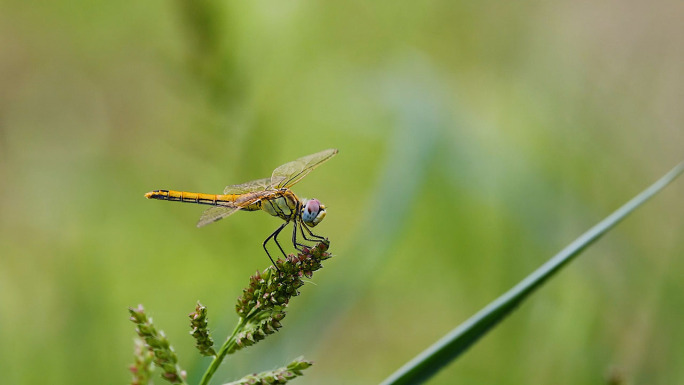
[197,205,241,227]
[270,148,339,188]
[223,178,273,194]
[198,191,272,227]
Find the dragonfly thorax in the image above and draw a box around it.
[259,189,299,221]
[301,198,326,227]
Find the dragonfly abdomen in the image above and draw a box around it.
[145,190,237,207]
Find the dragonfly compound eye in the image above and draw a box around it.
[302,198,326,227]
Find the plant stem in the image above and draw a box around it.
[199,318,246,385]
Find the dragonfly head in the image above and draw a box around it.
[301,199,326,227]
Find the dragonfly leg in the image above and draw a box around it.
[300,223,326,243]
[291,221,309,250]
[263,221,289,269]
[292,221,303,250]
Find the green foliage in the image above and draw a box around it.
[223,358,313,385]
[130,339,155,385]
[189,302,216,357]
[130,242,331,385]
[129,306,187,384]
[200,242,331,385]
[380,162,684,384]
[232,242,332,352]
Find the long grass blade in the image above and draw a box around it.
[380,161,684,385]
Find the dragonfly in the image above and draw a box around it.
[145,148,338,268]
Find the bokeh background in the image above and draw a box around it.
[1,0,682,384]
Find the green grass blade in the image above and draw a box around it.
[380,161,684,385]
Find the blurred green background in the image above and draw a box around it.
[1,0,682,384]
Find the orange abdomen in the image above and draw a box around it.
[144,190,239,206]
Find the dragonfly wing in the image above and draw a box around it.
[270,148,338,188]
[197,205,241,228]
[223,177,273,194]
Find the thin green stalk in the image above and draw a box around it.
[381,161,684,385]
[199,318,246,385]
